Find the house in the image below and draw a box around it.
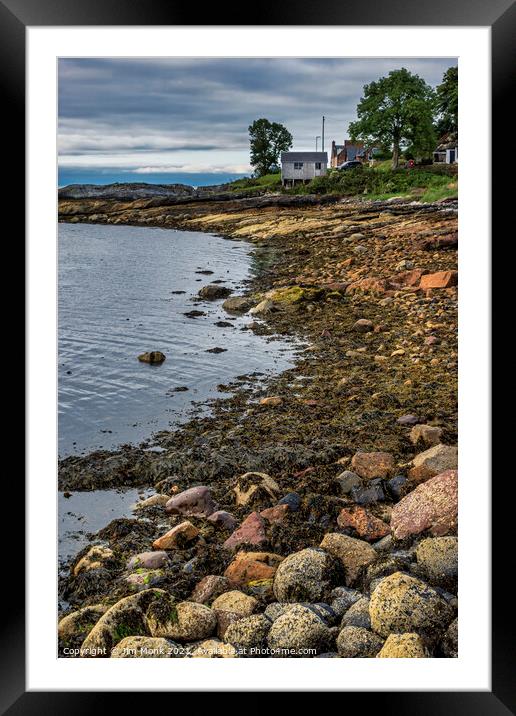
[280,151,328,187]
[433,133,458,164]
[330,140,376,168]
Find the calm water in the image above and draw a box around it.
[58,223,296,456]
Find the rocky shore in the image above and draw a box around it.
[58,191,458,658]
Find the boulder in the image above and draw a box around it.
[58,604,109,649]
[152,521,199,550]
[224,614,272,652]
[165,485,217,517]
[198,284,232,299]
[260,504,289,524]
[211,590,258,618]
[408,444,458,483]
[190,575,233,605]
[351,451,396,480]
[336,626,384,658]
[337,506,390,541]
[369,572,453,640]
[390,470,458,539]
[415,536,458,589]
[233,472,280,509]
[223,512,267,550]
[127,551,170,570]
[409,424,443,448]
[73,546,114,577]
[206,510,238,531]
[222,296,254,313]
[334,470,362,494]
[419,270,458,290]
[146,600,217,642]
[110,636,178,658]
[191,639,237,658]
[224,551,284,587]
[441,617,458,657]
[267,605,331,656]
[341,597,371,629]
[249,299,277,316]
[273,548,343,602]
[319,533,377,586]
[137,351,166,364]
[376,633,429,658]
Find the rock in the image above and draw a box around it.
[224,614,272,652]
[350,479,387,505]
[395,268,424,286]
[351,451,396,480]
[319,533,377,586]
[353,319,374,333]
[152,521,199,550]
[267,605,331,656]
[165,485,217,517]
[191,639,237,658]
[260,504,289,524]
[346,277,392,295]
[146,600,217,642]
[369,572,453,640]
[415,536,458,589]
[212,591,258,618]
[224,551,284,587]
[278,492,301,511]
[395,259,415,272]
[259,396,283,406]
[441,617,458,657]
[58,605,109,648]
[233,472,280,508]
[273,548,343,603]
[206,510,238,531]
[408,444,458,483]
[206,346,227,354]
[396,414,419,426]
[222,296,254,313]
[80,590,164,656]
[73,546,114,576]
[334,470,362,494]
[337,506,390,541]
[341,597,371,629]
[198,284,232,300]
[377,633,429,658]
[337,626,384,657]
[190,575,233,604]
[329,586,364,615]
[110,636,178,658]
[133,493,169,510]
[419,270,458,290]
[249,299,276,316]
[391,470,458,539]
[223,511,267,550]
[386,475,409,500]
[124,569,165,589]
[410,424,443,447]
[137,351,166,364]
[184,310,206,318]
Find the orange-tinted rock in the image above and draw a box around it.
[223,512,267,550]
[390,470,458,539]
[260,396,283,406]
[260,504,289,524]
[337,506,390,541]
[351,451,396,480]
[394,269,425,287]
[419,271,458,290]
[152,521,199,550]
[224,551,284,586]
[346,278,392,295]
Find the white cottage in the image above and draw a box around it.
[281,151,328,187]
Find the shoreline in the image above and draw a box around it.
[58,194,459,659]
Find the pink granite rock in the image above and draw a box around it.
[223,512,267,550]
[165,486,217,517]
[391,470,458,539]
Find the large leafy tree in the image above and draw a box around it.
[249,118,293,176]
[349,68,436,168]
[434,66,458,136]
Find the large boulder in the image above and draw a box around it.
[415,536,458,590]
[224,614,272,652]
[267,605,331,656]
[222,296,254,313]
[190,575,233,605]
[232,472,280,509]
[319,533,377,586]
[224,551,284,587]
[369,572,453,640]
[273,548,343,602]
[376,633,429,658]
[58,604,109,650]
[198,284,232,300]
[110,636,180,658]
[390,470,458,539]
[223,512,267,550]
[408,444,458,483]
[146,599,217,642]
[351,451,396,480]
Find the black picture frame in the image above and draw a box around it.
[6,0,508,709]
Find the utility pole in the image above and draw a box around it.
[316,135,321,151]
[322,116,325,152]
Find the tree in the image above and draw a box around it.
[349,68,436,169]
[249,118,293,176]
[434,66,458,136]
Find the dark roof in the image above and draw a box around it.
[281,152,328,162]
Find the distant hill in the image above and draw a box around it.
[58,182,196,201]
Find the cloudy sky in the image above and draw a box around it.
[58,57,457,186]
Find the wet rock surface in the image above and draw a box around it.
[58,194,458,658]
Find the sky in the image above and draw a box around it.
[58,57,457,187]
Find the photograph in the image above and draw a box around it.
[56,56,460,660]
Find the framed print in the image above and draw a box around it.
[4,0,509,708]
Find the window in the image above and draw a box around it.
[294,162,303,170]
[315,162,322,170]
